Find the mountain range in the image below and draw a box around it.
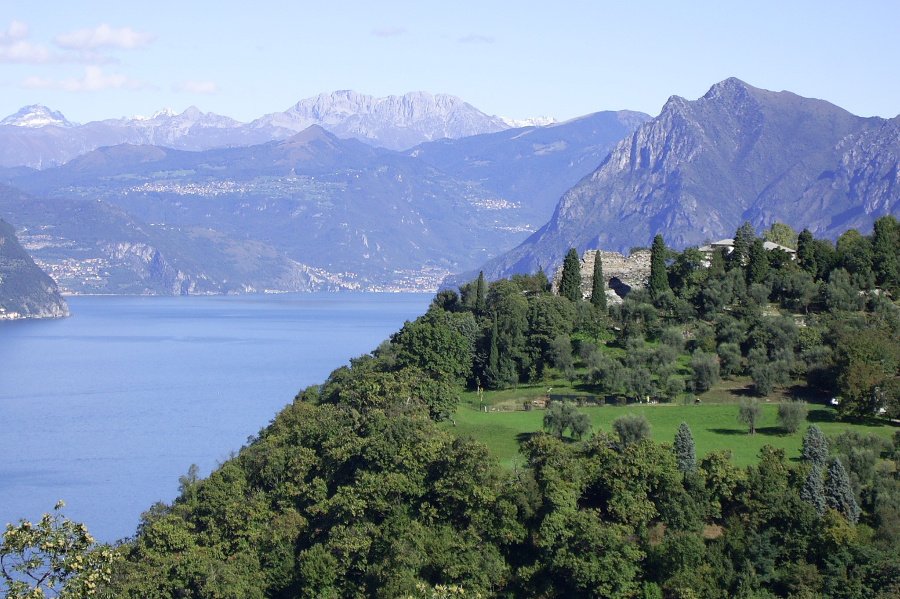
[0,109,647,293]
[2,79,897,296]
[0,91,539,169]
[462,78,900,284]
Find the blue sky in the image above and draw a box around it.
[1,1,898,123]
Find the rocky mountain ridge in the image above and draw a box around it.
[0,91,532,168]
[464,78,899,283]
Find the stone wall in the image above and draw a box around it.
[552,249,651,302]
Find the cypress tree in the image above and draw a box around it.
[872,215,900,292]
[475,271,487,315]
[484,319,501,389]
[801,425,829,468]
[649,234,670,296]
[709,247,727,277]
[559,248,582,302]
[746,237,769,284]
[535,266,550,293]
[590,252,607,312]
[800,465,826,514]
[825,457,860,524]
[673,422,696,473]
[728,222,755,271]
[797,229,817,275]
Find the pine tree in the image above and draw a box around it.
[649,234,670,296]
[673,422,696,473]
[801,425,829,468]
[797,229,817,276]
[746,237,769,284]
[590,252,607,312]
[559,248,582,302]
[825,457,860,523]
[800,465,826,514]
[475,271,487,315]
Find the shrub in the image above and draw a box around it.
[613,414,651,449]
[777,400,808,433]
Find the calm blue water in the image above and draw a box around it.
[0,293,431,542]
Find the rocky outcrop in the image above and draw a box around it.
[467,77,900,282]
[0,218,68,319]
[551,249,650,302]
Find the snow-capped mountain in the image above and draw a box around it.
[0,92,557,167]
[0,105,75,128]
[252,91,511,150]
[500,115,558,128]
[101,106,251,150]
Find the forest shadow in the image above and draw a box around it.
[709,428,746,436]
[709,426,785,437]
[516,431,541,445]
[807,408,838,423]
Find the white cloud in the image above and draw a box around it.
[22,66,146,92]
[0,20,28,43]
[0,40,54,63]
[175,80,219,94]
[54,24,155,50]
[458,34,495,44]
[372,26,406,38]
[0,20,54,63]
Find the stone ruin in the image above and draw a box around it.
[552,249,651,304]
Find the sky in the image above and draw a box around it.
[1,0,898,124]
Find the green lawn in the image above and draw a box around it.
[447,402,897,469]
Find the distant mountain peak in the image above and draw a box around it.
[1,104,75,128]
[151,107,177,119]
[660,94,691,114]
[701,77,763,107]
[281,124,335,145]
[500,115,559,128]
[253,90,510,150]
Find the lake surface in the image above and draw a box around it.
[0,293,431,542]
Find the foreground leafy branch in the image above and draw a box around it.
[0,501,117,598]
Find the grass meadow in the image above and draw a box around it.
[448,377,897,469]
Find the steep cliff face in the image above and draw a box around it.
[468,78,899,281]
[0,219,68,319]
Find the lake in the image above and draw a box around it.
[0,293,431,542]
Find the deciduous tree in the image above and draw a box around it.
[737,398,762,435]
[613,414,651,449]
[0,502,117,599]
[777,400,808,433]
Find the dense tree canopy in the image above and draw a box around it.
[19,218,900,598]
